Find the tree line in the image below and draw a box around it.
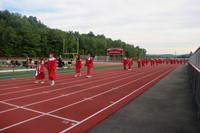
[0,10,146,58]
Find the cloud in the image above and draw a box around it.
[0,0,200,54]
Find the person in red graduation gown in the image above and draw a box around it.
[180,59,183,64]
[75,54,82,78]
[85,53,94,78]
[184,58,187,64]
[142,59,145,67]
[150,58,154,66]
[159,59,162,64]
[145,59,148,65]
[35,58,45,84]
[46,52,57,86]
[128,57,134,70]
[156,59,160,65]
[137,58,141,68]
[166,59,169,64]
[174,59,176,64]
[170,59,173,64]
[122,56,128,70]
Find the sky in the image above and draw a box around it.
[0,0,200,55]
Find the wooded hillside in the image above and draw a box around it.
[0,10,146,57]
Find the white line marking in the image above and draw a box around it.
[47,67,172,114]
[0,67,120,85]
[0,70,118,91]
[2,67,151,101]
[0,66,168,114]
[0,108,19,113]
[0,114,44,132]
[0,101,79,123]
[60,66,176,133]
[0,69,127,95]
[22,67,163,107]
[0,66,175,132]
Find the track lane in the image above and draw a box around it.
[0,66,155,101]
[52,66,176,121]
[0,67,121,85]
[60,65,177,133]
[0,68,123,93]
[1,66,165,111]
[0,65,178,133]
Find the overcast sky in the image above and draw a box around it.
[0,0,199,54]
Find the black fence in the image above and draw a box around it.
[188,47,200,120]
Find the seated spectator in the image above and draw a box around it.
[68,60,73,69]
[15,59,21,66]
[6,58,11,66]
[11,60,15,66]
[29,59,35,68]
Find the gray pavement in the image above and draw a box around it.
[88,65,200,133]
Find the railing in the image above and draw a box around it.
[188,46,200,120]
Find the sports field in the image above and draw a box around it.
[0,64,178,133]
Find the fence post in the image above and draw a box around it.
[12,64,15,79]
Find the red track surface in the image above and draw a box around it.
[0,65,178,133]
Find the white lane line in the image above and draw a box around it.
[0,69,128,96]
[20,67,163,108]
[0,101,79,123]
[0,67,121,85]
[0,68,121,91]
[47,66,172,114]
[0,66,168,114]
[0,70,140,114]
[0,66,174,132]
[0,85,6,86]
[2,67,151,102]
[0,68,154,114]
[60,66,177,133]
[0,114,44,132]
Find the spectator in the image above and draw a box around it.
[58,55,63,67]
[11,60,15,66]
[29,59,35,68]
[26,56,30,68]
[6,58,11,66]
[68,60,73,69]
[15,59,20,66]
[26,58,30,68]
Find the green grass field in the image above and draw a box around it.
[0,65,121,80]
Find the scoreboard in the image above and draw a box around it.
[107,48,123,55]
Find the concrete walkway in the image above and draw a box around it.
[88,65,200,133]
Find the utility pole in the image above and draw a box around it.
[77,38,79,54]
[63,39,65,54]
[175,51,177,58]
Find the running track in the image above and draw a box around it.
[0,64,178,133]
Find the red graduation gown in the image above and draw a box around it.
[122,58,128,69]
[137,59,141,68]
[35,63,45,80]
[46,57,57,80]
[75,59,82,73]
[85,58,93,76]
[128,59,133,69]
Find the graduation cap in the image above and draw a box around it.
[49,52,54,56]
[38,57,43,61]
